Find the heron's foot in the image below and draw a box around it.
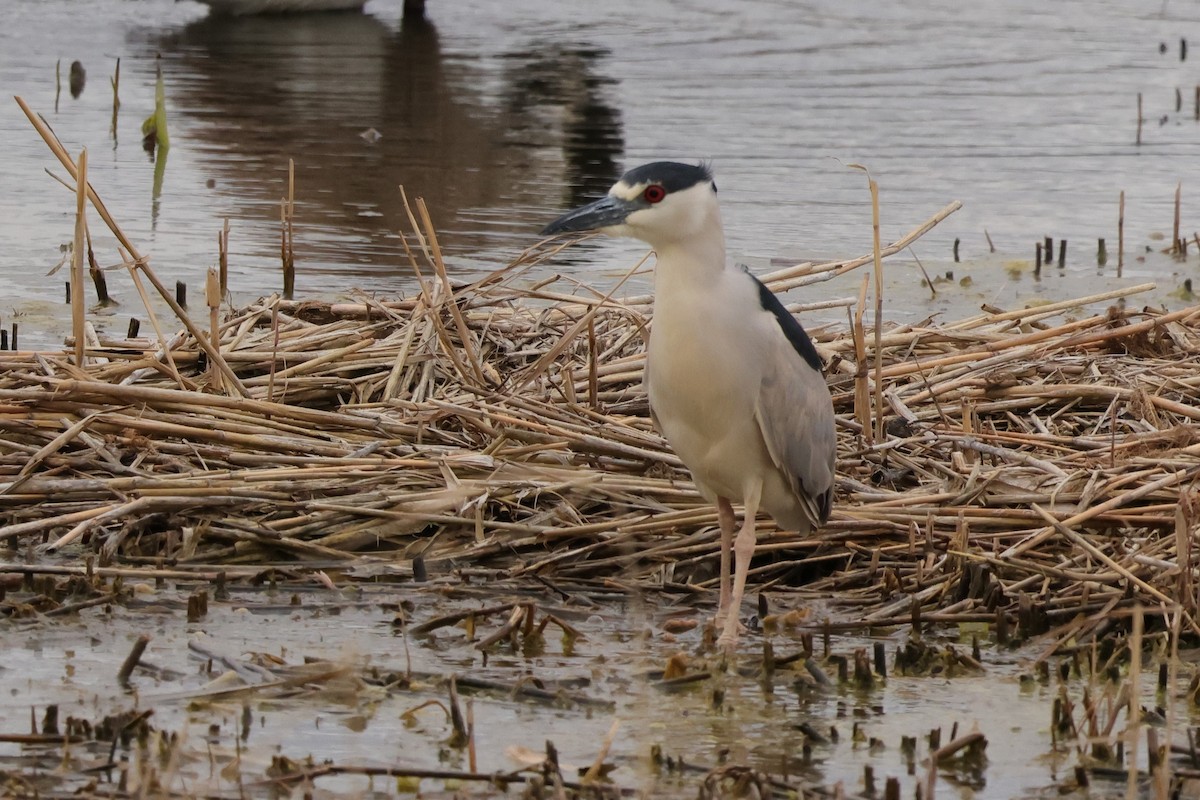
[711,613,747,652]
[711,608,745,630]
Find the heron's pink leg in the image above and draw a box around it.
[715,497,736,625]
[718,482,762,652]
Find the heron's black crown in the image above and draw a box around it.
[620,162,715,194]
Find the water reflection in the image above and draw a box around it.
[500,43,624,206]
[132,10,623,278]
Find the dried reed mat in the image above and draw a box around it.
[2,210,1200,651]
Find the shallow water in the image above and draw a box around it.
[0,580,1178,799]
[2,0,1200,347]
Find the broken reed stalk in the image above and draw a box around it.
[1119,190,1126,270]
[219,218,230,295]
[846,162,885,441]
[14,96,248,397]
[1174,182,1182,255]
[71,149,87,367]
[466,698,476,773]
[86,224,111,306]
[117,634,150,685]
[415,197,486,387]
[206,268,221,393]
[851,274,870,439]
[109,57,120,139]
[926,731,986,799]
[582,718,621,783]
[281,159,295,300]
[868,176,884,443]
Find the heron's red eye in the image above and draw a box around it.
[643,185,666,204]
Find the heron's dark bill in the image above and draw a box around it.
[541,195,638,236]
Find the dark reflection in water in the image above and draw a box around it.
[501,44,624,206]
[130,11,623,278]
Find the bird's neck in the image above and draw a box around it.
[650,222,729,292]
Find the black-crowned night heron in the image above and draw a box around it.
[541,161,836,651]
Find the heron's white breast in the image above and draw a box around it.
[647,268,774,501]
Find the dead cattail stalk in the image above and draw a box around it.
[845,164,886,441]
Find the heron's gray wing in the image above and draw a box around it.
[751,284,836,525]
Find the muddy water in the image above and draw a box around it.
[2,1,1200,347]
[0,582,1173,798]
